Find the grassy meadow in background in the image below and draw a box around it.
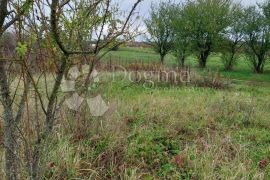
[102,47,270,82]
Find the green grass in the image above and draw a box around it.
[35,74,270,179]
[102,46,176,64]
[102,47,270,82]
[1,47,270,179]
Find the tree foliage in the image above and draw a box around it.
[170,3,191,67]
[221,5,245,71]
[182,0,231,68]
[145,2,174,64]
[243,5,270,73]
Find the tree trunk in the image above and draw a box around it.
[178,50,185,68]
[199,43,211,68]
[228,53,235,71]
[45,55,68,134]
[0,62,19,180]
[199,51,208,68]
[255,57,264,74]
[180,56,185,68]
[29,55,69,180]
[160,55,165,65]
[225,52,235,71]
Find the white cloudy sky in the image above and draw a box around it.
[121,0,265,19]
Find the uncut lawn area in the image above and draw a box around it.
[36,74,270,179]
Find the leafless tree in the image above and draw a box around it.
[14,0,142,179]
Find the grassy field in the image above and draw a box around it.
[1,47,270,179]
[36,74,270,179]
[102,47,270,82]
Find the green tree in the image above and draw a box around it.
[221,5,245,71]
[170,3,191,67]
[145,2,174,65]
[243,5,270,73]
[183,0,231,68]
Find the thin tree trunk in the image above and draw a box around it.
[199,53,207,68]
[225,52,235,71]
[45,54,68,135]
[0,62,18,180]
[228,53,235,71]
[180,56,185,68]
[29,54,69,179]
[199,48,210,68]
[198,42,211,68]
[255,57,264,73]
[227,44,237,71]
[160,55,165,65]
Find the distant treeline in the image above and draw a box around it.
[145,0,270,73]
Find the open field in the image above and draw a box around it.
[17,74,269,179]
[102,47,270,82]
[1,47,270,179]
[2,0,270,179]
[2,65,270,179]
[0,45,270,179]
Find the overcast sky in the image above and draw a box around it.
[121,0,265,19]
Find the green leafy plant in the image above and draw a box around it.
[15,42,27,57]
